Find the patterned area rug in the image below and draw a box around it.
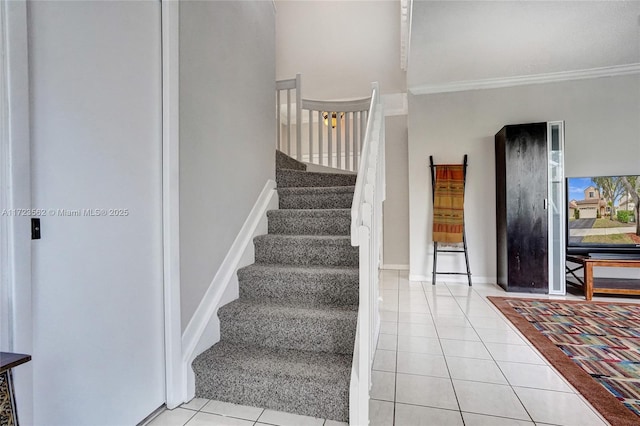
[489,297,640,426]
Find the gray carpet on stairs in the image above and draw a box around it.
[276,168,356,188]
[192,154,358,422]
[238,264,358,306]
[267,209,351,235]
[278,186,355,210]
[276,149,307,171]
[192,341,352,422]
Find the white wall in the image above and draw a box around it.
[276,0,405,99]
[408,1,640,88]
[408,74,640,282]
[179,1,276,331]
[28,1,165,423]
[383,115,409,267]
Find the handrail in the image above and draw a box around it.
[348,81,385,426]
[275,74,370,171]
[350,91,377,246]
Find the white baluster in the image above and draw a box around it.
[308,109,313,164]
[318,110,323,166]
[286,89,291,155]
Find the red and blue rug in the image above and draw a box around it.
[489,297,640,426]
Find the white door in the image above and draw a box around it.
[28,1,165,424]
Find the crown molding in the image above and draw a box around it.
[400,0,413,72]
[409,63,640,95]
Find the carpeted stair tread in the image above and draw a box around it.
[278,186,355,195]
[276,169,357,188]
[218,299,357,354]
[192,341,351,421]
[267,209,351,235]
[278,186,355,209]
[238,263,358,306]
[254,234,358,267]
[276,149,307,171]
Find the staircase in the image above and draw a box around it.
[192,151,359,422]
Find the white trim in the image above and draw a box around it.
[161,0,182,409]
[409,274,495,284]
[1,0,11,352]
[409,63,640,95]
[547,121,566,296]
[2,1,32,423]
[400,0,413,72]
[382,264,409,270]
[181,180,278,399]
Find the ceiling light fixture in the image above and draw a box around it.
[322,111,344,129]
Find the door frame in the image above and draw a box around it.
[1,0,33,423]
[161,0,185,409]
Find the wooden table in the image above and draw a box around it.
[566,255,640,301]
[1,352,31,426]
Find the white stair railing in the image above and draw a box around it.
[276,74,370,172]
[349,82,385,426]
[275,74,302,158]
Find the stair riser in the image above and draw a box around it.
[238,272,359,306]
[194,371,349,421]
[219,310,356,354]
[278,192,354,209]
[276,169,356,188]
[254,238,358,267]
[268,215,350,235]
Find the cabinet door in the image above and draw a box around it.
[505,123,549,290]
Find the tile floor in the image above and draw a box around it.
[369,270,610,426]
[148,270,622,426]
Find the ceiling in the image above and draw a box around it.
[408,0,640,90]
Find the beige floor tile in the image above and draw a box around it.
[498,361,573,392]
[185,412,254,426]
[149,408,197,426]
[484,342,547,365]
[396,352,449,378]
[369,400,394,426]
[452,380,530,421]
[395,374,459,410]
[180,398,209,411]
[397,335,443,355]
[514,387,606,425]
[201,400,264,421]
[440,339,492,359]
[376,333,398,351]
[461,412,534,425]
[373,349,397,372]
[446,356,508,384]
[395,403,463,425]
[370,370,396,401]
[256,409,324,426]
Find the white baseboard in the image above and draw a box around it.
[382,264,409,270]
[180,179,278,401]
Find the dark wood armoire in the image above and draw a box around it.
[495,122,549,293]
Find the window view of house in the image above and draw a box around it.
[567,176,639,245]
